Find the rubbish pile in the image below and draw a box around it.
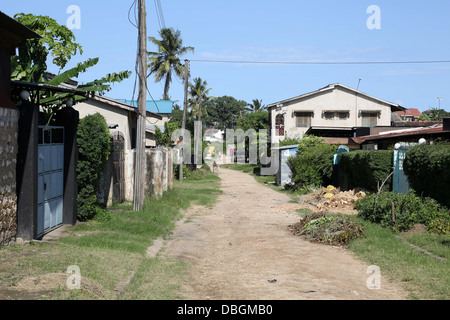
[303,185,367,214]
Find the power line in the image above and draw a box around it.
[154,0,165,29]
[189,59,450,65]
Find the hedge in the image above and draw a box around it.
[76,113,111,221]
[339,150,393,192]
[354,190,450,234]
[403,143,450,208]
[287,141,337,189]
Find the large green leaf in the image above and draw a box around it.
[46,58,99,86]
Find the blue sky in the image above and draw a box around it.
[3,0,450,112]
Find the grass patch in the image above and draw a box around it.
[349,218,450,300]
[0,172,221,300]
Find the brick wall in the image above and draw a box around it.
[0,106,19,245]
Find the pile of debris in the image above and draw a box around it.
[302,185,367,214]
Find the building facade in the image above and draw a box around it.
[267,83,405,144]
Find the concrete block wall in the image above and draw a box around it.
[0,107,19,245]
[145,147,173,199]
[124,147,174,202]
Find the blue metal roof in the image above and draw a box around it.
[116,99,173,114]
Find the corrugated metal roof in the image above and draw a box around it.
[352,125,447,144]
[117,99,173,114]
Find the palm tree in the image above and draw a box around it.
[247,99,266,113]
[147,28,194,100]
[189,77,211,121]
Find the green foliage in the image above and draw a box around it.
[76,113,111,221]
[203,96,249,129]
[279,137,302,147]
[147,28,194,100]
[422,108,450,121]
[155,122,180,147]
[292,212,365,245]
[287,136,337,189]
[403,143,450,208]
[13,13,83,78]
[11,13,131,125]
[236,111,268,131]
[339,150,393,192]
[354,190,450,234]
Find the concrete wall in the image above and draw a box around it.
[144,147,173,199]
[270,86,394,144]
[123,147,174,202]
[0,106,19,245]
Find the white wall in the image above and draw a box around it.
[270,86,393,144]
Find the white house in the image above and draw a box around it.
[267,83,405,145]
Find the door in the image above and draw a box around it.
[37,126,64,237]
[112,132,125,204]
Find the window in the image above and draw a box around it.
[275,114,285,136]
[362,112,378,127]
[338,112,349,120]
[296,112,312,127]
[324,112,334,119]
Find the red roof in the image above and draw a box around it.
[395,108,422,117]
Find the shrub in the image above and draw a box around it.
[354,190,450,234]
[287,136,337,189]
[76,113,111,221]
[403,143,450,208]
[339,150,393,192]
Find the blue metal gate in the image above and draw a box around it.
[37,126,64,237]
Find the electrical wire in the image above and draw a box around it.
[189,59,450,65]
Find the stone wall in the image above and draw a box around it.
[0,106,19,245]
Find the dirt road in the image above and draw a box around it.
[162,168,409,300]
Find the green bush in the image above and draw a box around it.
[403,143,450,208]
[287,136,337,189]
[339,150,393,192]
[76,113,111,221]
[354,190,450,234]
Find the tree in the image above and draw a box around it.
[11,13,131,124]
[204,96,248,130]
[12,13,83,83]
[188,77,211,120]
[247,99,266,113]
[421,108,450,121]
[147,28,194,100]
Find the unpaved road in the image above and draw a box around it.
[162,168,409,300]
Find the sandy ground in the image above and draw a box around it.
[162,168,409,300]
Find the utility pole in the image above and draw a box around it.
[133,0,147,211]
[179,59,190,181]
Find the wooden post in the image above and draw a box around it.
[133,0,147,211]
[179,59,190,181]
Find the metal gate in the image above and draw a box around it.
[37,126,64,237]
[112,132,125,204]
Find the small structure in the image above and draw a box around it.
[352,119,450,150]
[395,108,422,122]
[272,144,298,186]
